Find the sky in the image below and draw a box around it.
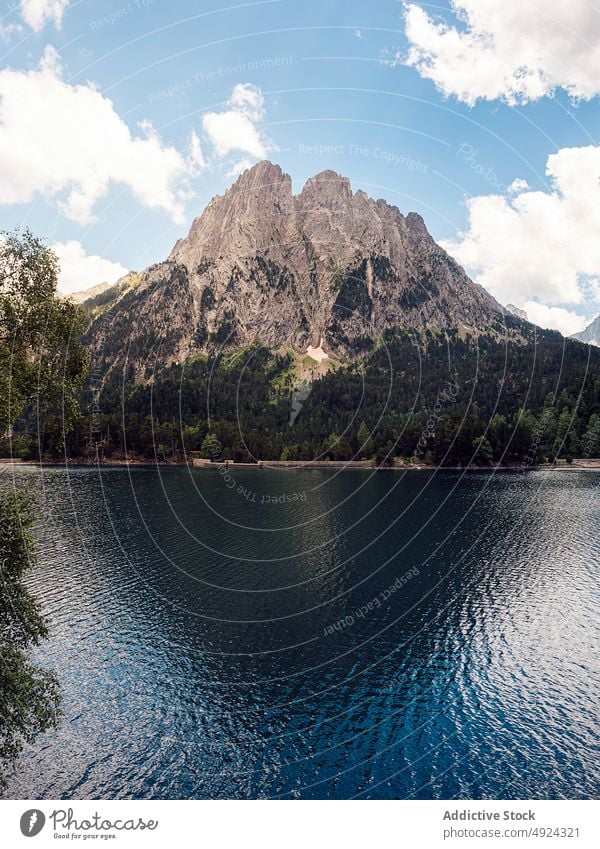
[1,0,600,335]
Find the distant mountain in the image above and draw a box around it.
[506,303,528,321]
[65,272,142,306]
[571,314,600,347]
[78,272,140,313]
[67,281,114,304]
[86,160,510,382]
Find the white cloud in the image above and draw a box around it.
[21,0,69,32]
[523,302,588,336]
[0,47,201,225]
[202,83,273,161]
[228,82,264,121]
[188,130,205,169]
[442,144,600,307]
[404,1,600,104]
[0,54,274,225]
[0,22,23,40]
[442,144,600,335]
[226,158,255,178]
[52,240,128,295]
[203,111,267,159]
[583,277,600,303]
[508,178,529,194]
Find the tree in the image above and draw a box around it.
[0,230,87,444]
[321,432,336,459]
[472,435,494,465]
[0,231,87,788]
[181,424,201,452]
[374,440,395,466]
[0,493,61,791]
[356,420,373,459]
[581,413,600,458]
[553,408,580,460]
[488,414,509,459]
[200,432,222,460]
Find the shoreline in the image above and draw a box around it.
[3,458,599,471]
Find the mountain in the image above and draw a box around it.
[86,161,508,382]
[77,272,140,314]
[506,303,528,321]
[31,161,599,465]
[571,314,600,346]
[68,281,114,304]
[66,272,141,307]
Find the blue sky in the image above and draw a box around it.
[1,0,600,335]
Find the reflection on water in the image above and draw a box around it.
[2,465,598,799]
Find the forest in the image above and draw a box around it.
[14,322,600,468]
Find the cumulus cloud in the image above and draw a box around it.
[523,302,588,337]
[202,83,274,162]
[508,178,529,194]
[21,0,69,32]
[441,144,600,335]
[52,240,128,295]
[0,47,201,225]
[228,82,264,120]
[0,22,23,40]
[0,50,273,224]
[226,158,255,178]
[188,130,206,169]
[404,0,600,104]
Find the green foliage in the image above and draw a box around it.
[210,310,238,347]
[0,492,60,790]
[0,230,88,446]
[78,273,139,320]
[0,230,89,786]
[200,285,216,310]
[249,255,294,292]
[200,432,222,459]
[581,413,600,457]
[356,421,373,459]
[473,436,494,465]
[32,320,600,468]
[332,262,373,319]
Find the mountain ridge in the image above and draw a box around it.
[571,313,600,347]
[86,160,510,382]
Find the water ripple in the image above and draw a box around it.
[1,467,598,799]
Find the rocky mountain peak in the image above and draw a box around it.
[506,303,528,321]
[299,169,353,203]
[230,159,292,197]
[89,160,507,381]
[572,313,600,346]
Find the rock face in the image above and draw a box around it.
[68,281,114,304]
[506,304,528,321]
[572,314,600,347]
[87,161,505,381]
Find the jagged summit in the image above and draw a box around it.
[572,313,600,346]
[88,160,506,381]
[301,169,353,198]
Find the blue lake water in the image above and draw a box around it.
[2,465,598,799]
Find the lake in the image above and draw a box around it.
[2,465,598,799]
